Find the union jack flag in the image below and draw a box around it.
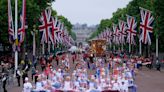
[8,0,14,44]
[102,31,106,40]
[54,20,62,43]
[39,8,53,44]
[126,15,137,45]
[59,23,64,43]
[106,28,112,44]
[139,7,154,45]
[18,0,26,44]
[113,24,120,45]
[119,20,127,44]
[51,16,58,44]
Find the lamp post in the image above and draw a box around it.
[14,0,18,75]
[31,25,37,67]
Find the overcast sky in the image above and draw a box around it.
[52,0,131,26]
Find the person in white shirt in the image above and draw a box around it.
[112,79,120,91]
[23,77,32,92]
[63,76,73,91]
[120,81,128,92]
[35,76,44,91]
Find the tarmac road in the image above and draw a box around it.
[135,68,164,92]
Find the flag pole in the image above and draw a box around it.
[48,41,50,53]
[32,30,36,66]
[113,45,115,51]
[52,43,54,51]
[156,36,158,62]
[42,43,45,55]
[129,43,131,53]
[139,40,142,55]
[121,43,123,51]
[14,0,18,74]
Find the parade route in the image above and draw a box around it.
[1,0,164,92]
[135,68,164,92]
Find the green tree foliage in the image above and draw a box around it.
[58,15,76,40]
[89,0,164,52]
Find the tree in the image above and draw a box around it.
[89,0,164,52]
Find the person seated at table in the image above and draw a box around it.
[111,79,120,91]
[86,75,100,92]
[120,81,128,92]
[42,75,48,86]
[43,80,52,92]
[73,78,80,90]
[52,77,62,89]
[52,71,57,82]
[35,76,44,91]
[63,76,73,91]
[99,72,106,90]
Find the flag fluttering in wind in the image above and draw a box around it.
[139,7,154,45]
[55,20,62,43]
[8,0,14,44]
[39,8,53,44]
[126,15,137,45]
[107,28,113,45]
[119,20,127,44]
[113,24,120,45]
[59,23,64,43]
[18,0,26,44]
[51,16,58,44]
[104,28,112,44]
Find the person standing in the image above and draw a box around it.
[55,55,59,66]
[156,59,161,71]
[31,67,36,81]
[23,77,32,92]
[16,68,21,86]
[2,73,7,92]
[40,57,46,71]
[22,70,28,84]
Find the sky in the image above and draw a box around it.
[52,0,132,26]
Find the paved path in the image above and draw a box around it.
[135,68,164,92]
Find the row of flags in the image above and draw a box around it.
[39,8,75,47]
[97,7,154,46]
[8,0,74,49]
[8,0,26,45]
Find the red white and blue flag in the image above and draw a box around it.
[8,0,14,44]
[126,15,137,45]
[106,28,112,44]
[113,24,120,45]
[119,20,127,44]
[102,31,106,40]
[18,0,26,44]
[55,20,62,43]
[59,23,64,43]
[39,8,53,44]
[51,16,59,44]
[139,7,154,45]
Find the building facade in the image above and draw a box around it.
[72,23,97,45]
